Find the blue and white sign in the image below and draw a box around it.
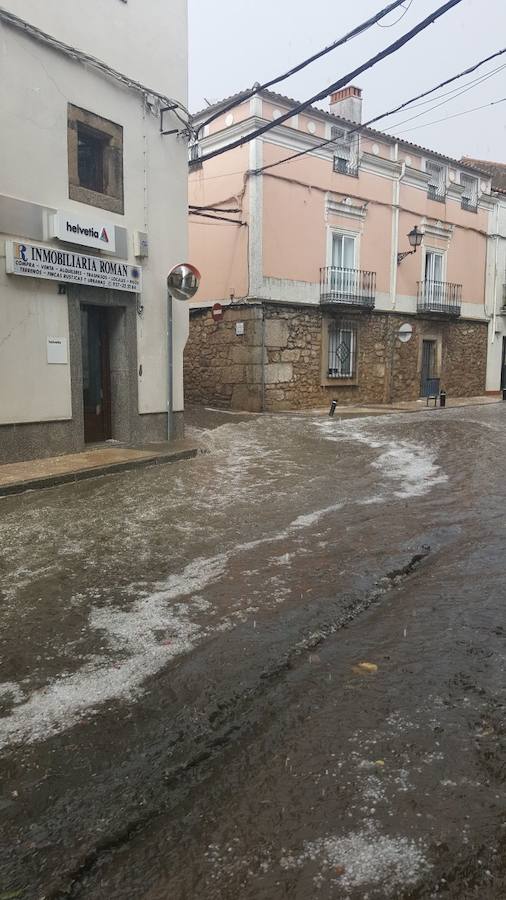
[6,241,142,293]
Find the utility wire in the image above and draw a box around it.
[189,210,245,225]
[393,96,506,134]
[377,0,415,26]
[194,0,465,166]
[196,0,410,135]
[383,62,506,129]
[0,6,191,127]
[249,46,506,176]
[389,61,506,110]
[189,205,242,213]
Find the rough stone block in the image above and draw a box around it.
[265,363,293,384]
[281,349,301,362]
[265,319,289,349]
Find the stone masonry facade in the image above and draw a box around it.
[184,301,487,411]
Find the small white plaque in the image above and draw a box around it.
[47,336,68,365]
[236,322,245,336]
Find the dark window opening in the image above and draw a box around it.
[77,125,107,193]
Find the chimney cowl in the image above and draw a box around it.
[329,85,363,124]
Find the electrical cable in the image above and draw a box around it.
[189,205,242,213]
[189,210,245,225]
[0,6,191,128]
[194,0,466,166]
[249,46,506,176]
[383,62,506,129]
[392,96,506,134]
[393,61,506,110]
[196,0,411,135]
[377,0,414,27]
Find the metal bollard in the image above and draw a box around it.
[439,390,447,408]
[503,388,506,401]
[329,400,337,417]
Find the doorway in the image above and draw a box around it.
[420,339,437,397]
[501,338,506,391]
[81,305,112,443]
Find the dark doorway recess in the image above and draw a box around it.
[81,305,112,443]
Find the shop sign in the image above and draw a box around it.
[50,211,117,253]
[5,241,142,293]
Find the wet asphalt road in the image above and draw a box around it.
[1,403,506,899]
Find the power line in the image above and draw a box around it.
[388,61,506,112]
[377,0,414,27]
[189,210,245,225]
[194,0,465,166]
[250,46,506,176]
[189,205,242,213]
[384,62,506,129]
[196,0,410,135]
[393,96,506,134]
[0,6,191,127]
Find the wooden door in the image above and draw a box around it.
[81,305,112,443]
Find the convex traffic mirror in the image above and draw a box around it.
[167,264,201,301]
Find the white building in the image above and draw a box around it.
[464,159,506,394]
[0,0,190,463]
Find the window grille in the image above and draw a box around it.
[426,160,446,201]
[461,173,478,211]
[328,319,357,378]
[331,126,359,177]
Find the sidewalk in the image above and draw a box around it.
[0,440,200,497]
[285,394,503,418]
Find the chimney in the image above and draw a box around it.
[329,86,362,124]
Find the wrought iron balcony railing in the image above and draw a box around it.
[427,183,446,203]
[333,156,359,177]
[417,280,462,316]
[320,267,376,308]
[461,196,478,212]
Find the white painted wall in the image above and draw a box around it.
[0,0,188,99]
[485,196,506,392]
[0,3,188,426]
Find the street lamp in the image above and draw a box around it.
[397,225,423,265]
[167,263,201,440]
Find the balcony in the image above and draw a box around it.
[461,196,478,213]
[417,280,462,317]
[320,267,376,309]
[427,183,446,203]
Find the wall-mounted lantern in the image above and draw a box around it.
[397,225,423,265]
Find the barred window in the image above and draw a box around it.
[328,319,357,378]
[461,173,478,211]
[331,126,359,177]
[426,160,446,202]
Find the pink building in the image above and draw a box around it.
[186,87,494,411]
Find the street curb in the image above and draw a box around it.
[0,446,201,498]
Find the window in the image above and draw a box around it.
[328,319,357,378]
[77,125,106,193]
[331,126,359,177]
[189,142,203,169]
[426,160,446,202]
[461,173,478,212]
[332,233,356,269]
[68,105,124,214]
[424,250,445,304]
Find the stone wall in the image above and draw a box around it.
[184,305,264,412]
[184,301,488,411]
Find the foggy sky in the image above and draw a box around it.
[189,0,506,163]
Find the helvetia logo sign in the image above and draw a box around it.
[66,221,110,242]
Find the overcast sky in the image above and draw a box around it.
[188,0,506,162]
